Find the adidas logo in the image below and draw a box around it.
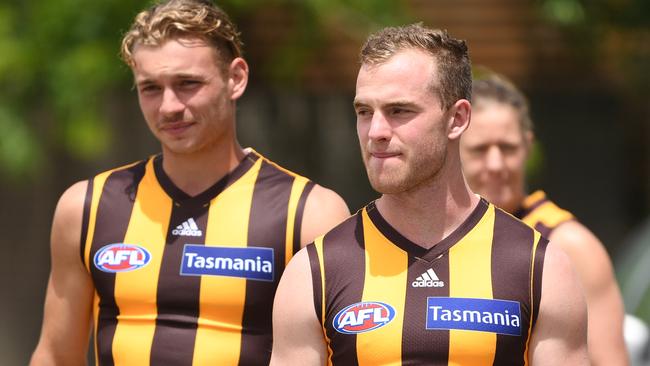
[172,218,203,237]
[412,268,445,288]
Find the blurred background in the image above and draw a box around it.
[1,0,648,364]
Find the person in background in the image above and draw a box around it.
[30,0,349,364]
[460,70,628,365]
[270,24,588,365]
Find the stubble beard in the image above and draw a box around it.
[365,146,447,195]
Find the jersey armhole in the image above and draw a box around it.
[79,177,94,269]
[306,242,324,324]
[531,234,549,328]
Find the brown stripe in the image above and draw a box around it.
[238,160,294,365]
[491,208,536,366]
[402,255,450,362]
[90,161,147,366]
[80,178,93,266]
[149,202,209,364]
[323,214,366,366]
[531,236,548,328]
[307,244,323,326]
[293,181,315,253]
[533,222,553,240]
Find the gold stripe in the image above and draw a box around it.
[357,209,407,365]
[111,159,172,365]
[192,158,263,365]
[314,238,334,366]
[523,230,542,366]
[85,161,141,361]
[448,204,497,365]
[284,176,309,265]
[522,202,574,228]
[93,294,100,366]
[522,190,546,208]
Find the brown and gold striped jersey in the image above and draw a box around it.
[514,190,575,239]
[307,199,547,365]
[81,149,314,366]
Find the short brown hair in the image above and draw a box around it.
[472,69,533,134]
[120,0,243,69]
[360,23,472,110]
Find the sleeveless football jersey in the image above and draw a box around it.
[308,199,547,365]
[81,149,314,365]
[514,190,574,239]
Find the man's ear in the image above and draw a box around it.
[447,99,471,140]
[229,57,249,101]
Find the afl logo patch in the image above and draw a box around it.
[333,301,396,334]
[93,244,151,273]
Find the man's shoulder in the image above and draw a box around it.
[493,203,539,230]
[92,157,150,179]
[315,209,362,244]
[250,149,311,182]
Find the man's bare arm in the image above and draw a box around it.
[550,221,629,366]
[550,221,628,365]
[300,184,349,246]
[529,241,589,365]
[270,249,327,365]
[30,181,95,366]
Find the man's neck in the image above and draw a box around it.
[161,143,246,197]
[375,171,479,250]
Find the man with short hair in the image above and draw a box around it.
[460,70,628,365]
[30,1,349,364]
[270,24,588,365]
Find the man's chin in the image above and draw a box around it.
[368,177,406,195]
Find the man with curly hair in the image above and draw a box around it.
[30,1,349,364]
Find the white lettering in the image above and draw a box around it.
[185,253,197,267]
[98,251,115,265]
[215,257,234,269]
[482,312,493,323]
[357,309,374,325]
[429,305,521,327]
[373,308,390,322]
[194,256,205,268]
[339,312,357,328]
[233,258,244,270]
[129,251,144,265]
[114,250,130,264]
[412,280,445,287]
[463,310,482,323]
[183,252,273,273]
[511,315,520,327]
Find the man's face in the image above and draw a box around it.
[132,38,240,156]
[460,101,531,213]
[354,49,451,194]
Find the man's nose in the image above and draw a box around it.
[159,88,185,116]
[485,146,505,172]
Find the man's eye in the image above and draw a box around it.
[139,85,161,93]
[356,109,372,117]
[179,80,201,88]
[500,144,518,154]
[390,108,412,116]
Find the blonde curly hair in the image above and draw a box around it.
[121,0,242,70]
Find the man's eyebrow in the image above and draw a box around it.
[384,101,416,108]
[353,100,417,109]
[353,99,368,109]
[134,78,156,89]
